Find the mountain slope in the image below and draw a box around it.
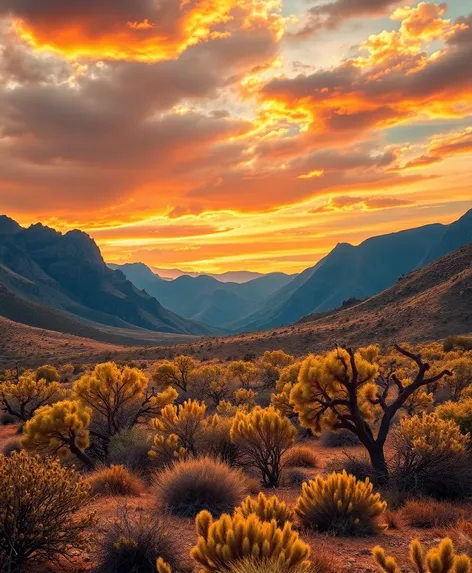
[239,209,472,331]
[0,219,214,336]
[111,263,293,328]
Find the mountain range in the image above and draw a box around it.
[109,263,293,329]
[0,217,214,338]
[0,209,470,349]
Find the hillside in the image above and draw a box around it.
[111,263,293,328]
[113,242,472,363]
[0,217,214,336]
[238,209,472,332]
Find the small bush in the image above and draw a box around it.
[2,437,22,457]
[191,511,310,571]
[36,364,60,382]
[282,468,310,487]
[402,499,460,529]
[235,493,294,528]
[197,414,239,466]
[391,413,472,499]
[95,508,179,573]
[325,455,378,484]
[109,427,154,473]
[228,559,322,573]
[283,446,318,468]
[294,471,387,536]
[436,398,472,438]
[154,456,246,517]
[0,452,94,571]
[320,429,359,448]
[88,465,144,497]
[373,537,470,573]
[443,335,472,352]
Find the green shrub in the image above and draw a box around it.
[154,456,247,517]
[0,452,94,571]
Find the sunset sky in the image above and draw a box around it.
[0,0,471,274]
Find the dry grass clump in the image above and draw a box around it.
[95,508,179,573]
[228,558,331,573]
[282,468,310,487]
[1,437,22,457]
[402,499,461,529]
[320,429,359,448]
[108,427,155,474]
[154,456,247,517]
[88,465,144,497]
[283,445,318,469]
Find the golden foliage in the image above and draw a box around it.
[290,348,379,434]
[294,471,387,535]
[152,355,196,392]
[35,364,60,382]
[22,399,92,465]
[436,398,472,437]
[0,374,62,421]
[230,406,296,487]
[234,388,256,407]
[227,361,260,389]
[397,412,468,456]
[157,557,172,573]
[150,399,206,461]
[373,537,471,573]
[235,492,294,528]
[0,452,95,570]
[191,510,311,572]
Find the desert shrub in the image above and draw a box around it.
[324,455,378,484]
[152,355,196,392]
[0,452,94,571]
[150,400,206,462]
[197,414,239,466]
[228,559,322,573]
[2,437,22,457]
[294,471,387,536]
[283,445,318,468]
[22,399,94,469]
[373,537,470,573]
[95,508,179,573]
[108,427,155,473]
[191,510,310,572]
[59,363,75,382]
[320,429,359,448]
[234,388,256,407]
[401,500,461,528]
[0,374,62,422]
[154,456,246,517]
[235,492,294,528]
[443,335,472,352]
[282,468,310,487]
[35,364,60,382]
[436,398,472,438]
[231,406,296,487]
[391,413,472,499]
[88,465,144,497]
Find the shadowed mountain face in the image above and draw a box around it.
[0,220,214,336]
[109,263,294,329]
[235,209,472,332]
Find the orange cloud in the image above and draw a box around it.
[5,0,284,62]
[402,127,472,169]
[310,195,415,213]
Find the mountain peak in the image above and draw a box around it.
[0,215,22,236]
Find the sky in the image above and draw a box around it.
[0,0,471,274]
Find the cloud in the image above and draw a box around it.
[263,6,472,137]
[1,0,284,62]
[293,0,405,38]
[402,127,472,169]
[310,195,414,213]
